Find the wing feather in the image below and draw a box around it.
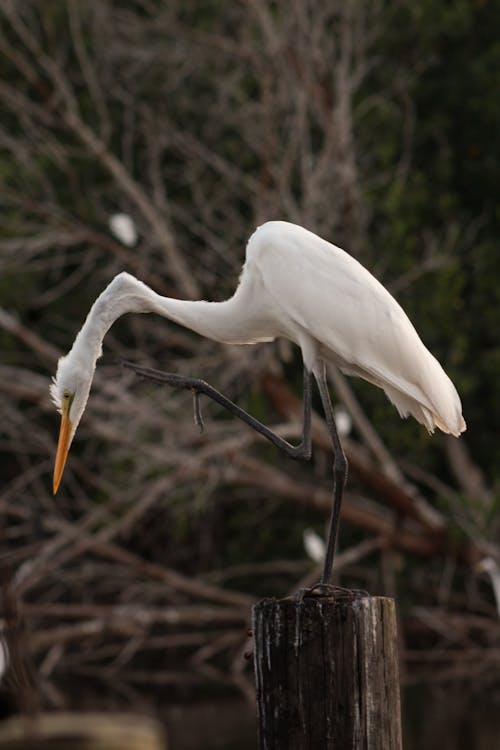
[247,222,465,435]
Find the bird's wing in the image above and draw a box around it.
[250,223,464,434]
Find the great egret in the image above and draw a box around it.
[476,557,500,616]
[51,220,465,586]
[303,529,326,565]
[109,213,138,248]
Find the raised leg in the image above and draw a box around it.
[123,362,313,461]
[314,363,348,585]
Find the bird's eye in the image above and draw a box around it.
[62,390,73,402]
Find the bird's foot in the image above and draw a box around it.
[293,584,370,603]
[192,390,204,432]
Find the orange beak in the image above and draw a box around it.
[53,408,73,494]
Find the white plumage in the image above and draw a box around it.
[477,558,500,616]
[109,213,138,247]
[303,529,327,564]
[333,406,352,438]
[51,220,465,497]
[245,222,464,436]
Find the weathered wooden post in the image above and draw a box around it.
[253,593,402,749]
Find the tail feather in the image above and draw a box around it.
[383,382,466,437]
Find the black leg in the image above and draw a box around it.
[125,360,353,592]
[314,363,348,585]
[123,362,313,461]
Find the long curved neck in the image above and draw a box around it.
[70,272,244,368]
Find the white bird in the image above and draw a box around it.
[476,557,500,616]
[0,633,8,686]
[109,213,138,247]
[333,405,352,438]
[303,529,327,565]
[51,220,465,586]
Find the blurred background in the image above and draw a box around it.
[0,1,499,748]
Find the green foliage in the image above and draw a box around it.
[355,0,500,478]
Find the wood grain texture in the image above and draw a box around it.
[253,595,402,750]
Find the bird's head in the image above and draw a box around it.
[50,347,97,494]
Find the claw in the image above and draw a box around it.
[193,390,204,432]
[292,584,369,601]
